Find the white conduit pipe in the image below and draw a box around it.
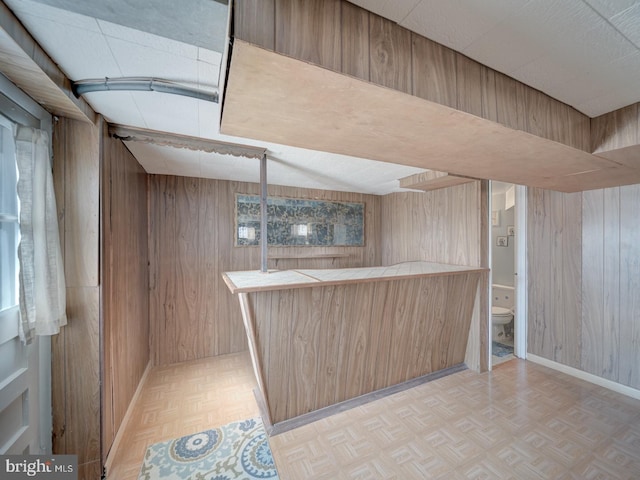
[72,77,219,103]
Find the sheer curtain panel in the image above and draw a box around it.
[16,126,66,343]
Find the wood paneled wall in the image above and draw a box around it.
[591,102,639,153]
[234,0,590,152]
[528,184,640,390]
[101,129,149,459]
[149,177,381,366]
[248,272,481,425]
[52,116,101,480]
[380,182,489,371]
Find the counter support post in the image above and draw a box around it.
[260,153,268,273]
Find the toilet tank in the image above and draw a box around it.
[492,284,514,309]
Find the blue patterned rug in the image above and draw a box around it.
[492,341,514,357]
[138,417,279,480]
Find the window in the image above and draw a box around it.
[0,114,18,313]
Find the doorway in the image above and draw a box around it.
[489,182,527,368]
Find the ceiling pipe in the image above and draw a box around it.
[72,77,218,103]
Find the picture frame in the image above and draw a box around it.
[492,210,500,226]
[507,225,515,236]
[496,236,508,247]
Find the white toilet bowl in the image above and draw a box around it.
[492,306,513,340]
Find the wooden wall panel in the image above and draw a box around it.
[411,34,457,108]
[234,0,592,154]
[619,184,640,389]
[149,177,381,366]
[101,131,149,458]
[233,0,275,50]
[249,272,480,425]
[380,182,488,371]
[340,1,369,81]
[456,54,483,117]
[529,183,640,390]
[51,117,101,480]
[368,14,412,94]
[591,103,638,153]
[275,0,341,71]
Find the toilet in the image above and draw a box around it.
[492,306,513,340]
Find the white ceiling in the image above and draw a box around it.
[4,0,640,194]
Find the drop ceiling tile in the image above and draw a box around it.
[132,92,200,136]
[7,13,121,80]
[583,0,639,18]
[97,20,199,59]
[346,0,422,23]
[575,83,640,116]
[401,0,533,52]
[197,60,220,89]
[106,37,199,83]
[198,48,223,66]
[609,2,640,47]
[82,91,146,126]
[5,0,102,32]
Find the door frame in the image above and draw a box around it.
[488,182,527,369]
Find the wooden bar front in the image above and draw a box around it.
[223,261,484,428]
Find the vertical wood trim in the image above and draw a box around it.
[275,0,342,71]
[340,1,369,81]
[368,13,412,94]
[479,180,490,372]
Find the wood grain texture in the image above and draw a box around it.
[233,0,275,50]
[54,117,100,287]
[64,287,100,466]
[101,132,149,459]
[149,177,381,366]
[275,0,341,71]
[369,14,412,94]
[223,42,638,193]
[529,183,640,391]
[591,103,639,154]
[245,271,481,425]
[411,34,457,108]
[51,117,101,477]
[340,1,369,81]
[456,54,483,117]
[618,184,640,389]
[233,1,597,162]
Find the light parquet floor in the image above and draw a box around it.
[106,351,259,480]
[108,354,640,480]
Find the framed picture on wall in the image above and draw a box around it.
[507,225,515,236]
[496,236,508,247]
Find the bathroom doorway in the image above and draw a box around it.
[489,182,527,367]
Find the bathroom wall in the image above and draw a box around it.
[491,190,515,287]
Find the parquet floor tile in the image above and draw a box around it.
[108,355,640,479]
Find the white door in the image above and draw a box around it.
[0,105,50,455]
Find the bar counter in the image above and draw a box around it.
[223,261,486,431]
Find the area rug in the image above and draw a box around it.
[492,341,514,357]
[138,417,279,480]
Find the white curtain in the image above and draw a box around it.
[16,126,67,343]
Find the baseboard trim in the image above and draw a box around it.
[104,360,152,476]
[266,363,468,436]
[527,354,640,400]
